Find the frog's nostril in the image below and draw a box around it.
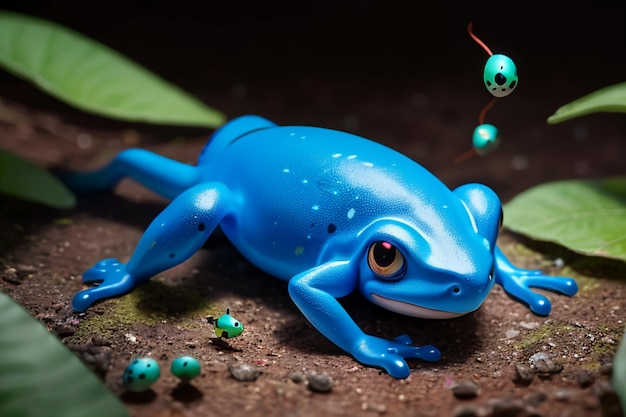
[452,287,461,294]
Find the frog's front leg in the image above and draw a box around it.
[72,182,235,312]
[495,247,578,316]
[288,262,440,379]
[63,149,199,200]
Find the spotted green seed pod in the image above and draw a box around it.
[472,124,500,155]
[171,356,201,382]
[122,357,161,392]
[484,54,518,98]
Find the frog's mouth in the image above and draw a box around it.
[370,293,466,319]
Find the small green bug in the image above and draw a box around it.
[484,54,518,98]
[122,357,161,392]
[206,308,244,339]
[468,22,519,98]
[472,124,500,155]
[171,356,202,382]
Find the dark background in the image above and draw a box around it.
[0,1,625,201]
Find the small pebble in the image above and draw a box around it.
[513,364,534,385]
[452,404,480,417]
[488,397,525,417]
[306,373,334,393]
[361,402,387,413]
[504,329,520,339]
[288,370,304,383]
[229,364,262,382]
[576,369,595,387]
[54,324,76,337]
[529,352,563,375]
[451,379,479,399]
[524,391,548,407]
[554,388,576,402]
[68,343,112,379]
[519,321,539,330]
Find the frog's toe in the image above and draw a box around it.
[393,334,413,345]
[416,345,441,362]
[72,272,135,312]
[526,275,579,297]
[82,258,123,284]
[379,355,411,379]
[393,343,441,362]
[502,278,553,316]
[526,293,552,316]
[73,258,135,312]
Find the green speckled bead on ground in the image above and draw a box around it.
[171,356,201,382]
[122,357,161,392]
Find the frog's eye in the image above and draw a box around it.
[368,241,406,279]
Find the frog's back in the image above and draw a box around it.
[200,116,469,280]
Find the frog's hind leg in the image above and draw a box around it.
[72,182,235,312]
[63,149,199,200]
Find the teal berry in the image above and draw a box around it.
[171,356,202,382]
[122,358,161,392]
[472,124,500,155]
[483,54,518,98]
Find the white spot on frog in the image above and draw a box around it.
[332,153,342,158]
[302,179,308,184]
[362,162,374,167]
[347,208,356,219]
[312,205,319,211]
[283,168,290,173]
[347,154,357,160]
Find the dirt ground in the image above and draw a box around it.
[1,3,625,417]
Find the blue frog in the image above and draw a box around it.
[64,115,577,378]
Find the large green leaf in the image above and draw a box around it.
[547,81,626,124]
[0,291,129,417]
[0,10,225,127]
[0,150,76,208]
[503,177,626,261]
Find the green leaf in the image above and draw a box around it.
[0,291,129,417]
[503,177,626,262]
[0,10,225,127]
[547,81,626,124]
[0,150,76,208]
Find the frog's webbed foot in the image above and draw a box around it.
[495,248,578,316]
[353,334,440,379]
[72,258,136,312]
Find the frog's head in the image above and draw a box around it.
[357,184,501,319]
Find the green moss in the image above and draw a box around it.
[514,323,575,351]
[73,279,221,342]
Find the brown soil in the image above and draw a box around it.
[1,3,625,417]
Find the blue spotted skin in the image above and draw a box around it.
[64,115,578,379]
